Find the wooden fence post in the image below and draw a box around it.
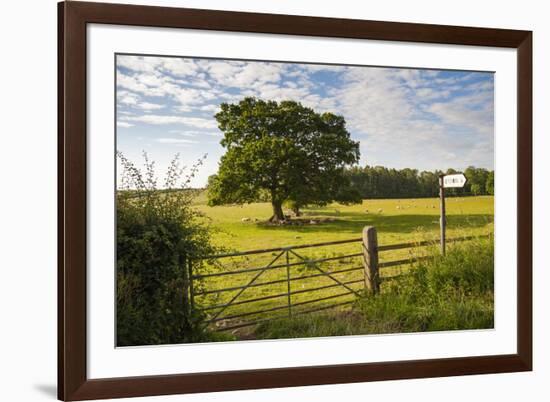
[439,174,446,255]
[362,226,380,295]
[285,250,292,317]
[180,253,191,326]
[188,259,195,312]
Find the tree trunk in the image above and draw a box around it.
[269,201,285,222]
[292,205,301,217]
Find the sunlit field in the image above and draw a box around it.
[189,195,493,337]
[194,194,493,251]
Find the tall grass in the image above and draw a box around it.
[254,236,494,339]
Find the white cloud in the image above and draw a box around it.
[169,129,221,137]
[249,82,310,102]
[415,87,451,101]
[121,114,217,129]
[118,90,139,105]
[118,55,198,77]
[233,63,283,86]
[161,58,198,76]
[465,80,494,92]
[204,61,244,84]
[156,137,198,144]
[334,68,415,136]
[117,90,165,111]
[117,55,162,73]
[173,87,216,106]
[117,121,134,128]
[117,72,154,95]
[137,102,165,111]
[427,95,493,136]
[302,64,347,73]
[199,104,220,113]
[135,73,166,88]
[118,71,180,98]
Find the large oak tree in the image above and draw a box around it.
[207,98,360,222]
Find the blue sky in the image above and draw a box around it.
[116,55,494,188]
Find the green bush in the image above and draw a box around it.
[116,153,232,346]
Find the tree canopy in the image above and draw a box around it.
[207,98,360,221]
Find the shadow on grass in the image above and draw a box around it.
[255,211,493,236]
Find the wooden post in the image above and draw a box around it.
[285,250,292,317]
[188,259,195,311]
[439,175,446,255]
[362,226,380,295]
[180,253,191,326]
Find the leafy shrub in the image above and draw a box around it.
[116,153,231,346]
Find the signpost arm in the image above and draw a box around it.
[439,175,446,255]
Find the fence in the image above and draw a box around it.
[190,227,490,332]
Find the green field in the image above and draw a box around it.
[190,195,494,336]
[194,195,494,250]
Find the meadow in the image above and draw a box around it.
[194,194,493,250]
[190,195,494,338]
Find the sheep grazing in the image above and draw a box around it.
[241,217,250,222]
[377,208,383,213]
[396,206,401,210]
[364,209,369,214]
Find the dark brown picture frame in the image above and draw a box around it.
[58,1,532,400]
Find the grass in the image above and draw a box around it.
[194,195,494,251]
[189,195,494,339]
[254,236,494,339]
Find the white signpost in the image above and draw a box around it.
[443,174,468,189]
[439,173,467,254]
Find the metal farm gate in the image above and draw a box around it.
[189,227,490,332]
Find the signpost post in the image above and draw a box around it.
[439,175,446,255]
[439,173,467,255]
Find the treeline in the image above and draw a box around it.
[344,166,494,199]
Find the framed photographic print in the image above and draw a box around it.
[58,1,532,400]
